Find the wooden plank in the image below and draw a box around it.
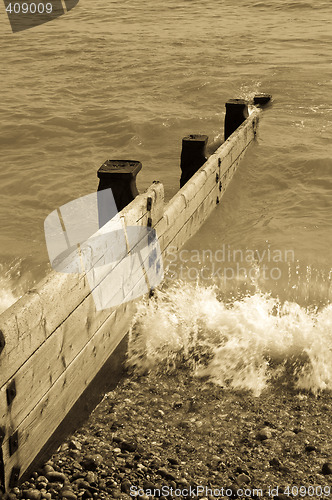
[1,185,165,488]
[0,183,164,389]
[1,218,163,487]
[2,298,137,489]
[0,184,164,435]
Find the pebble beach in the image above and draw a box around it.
[4,369,331,500]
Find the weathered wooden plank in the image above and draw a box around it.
[2,298,137,489]
[0,183,164,442]
[0,183,164,390]
[2,249,161,489]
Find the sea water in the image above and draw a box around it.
[0,0,331,393]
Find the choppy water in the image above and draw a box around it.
[1,0,331,392]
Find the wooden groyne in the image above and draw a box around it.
[0,94,271,491]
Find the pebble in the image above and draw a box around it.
[85,471,97,484]
[157,468,176,481]
[69,440,82,451]
[121,480,131,495]
[36,476,48,485]
[322,462,332,475]
[256,428,272,441]
[43,465,54,475]
[236,473,251,485]
[81,455,103,471]
[120,440,137,452]
[60,488,77,500]
[46,471,66,483]
[282,430,296,438]
[142,480,157,491]
[25,489,42,500]
[269,457,281,468]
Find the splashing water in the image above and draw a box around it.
[127,281,332,396]
[0,259,25,314]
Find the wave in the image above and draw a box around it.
[127,281,332,396]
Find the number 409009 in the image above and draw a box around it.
[6,3,53,14]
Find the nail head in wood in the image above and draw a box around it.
[224,99,249,141]
[180,134,208,188]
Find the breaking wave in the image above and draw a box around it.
[127,281,332,396]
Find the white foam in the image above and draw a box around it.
[127,281,332,396]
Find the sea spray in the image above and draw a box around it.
[0,260,21,313]
[127,281,332,396]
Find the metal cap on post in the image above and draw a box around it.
[224,99,249,141]
[180,134,208,188]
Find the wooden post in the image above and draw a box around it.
[97,160,142,226]
[224,99,249,141]
[253,93,272,107]
[180,134,208,188]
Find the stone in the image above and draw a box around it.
[237,474,250,485]
[120,440,137,452]
[46,471,66,483]
[60,488,77,500]
[157,468,176,480]
[269,458,280,468]
[82,491,93,499]
[43,465,54,475]
[41,493,52,500]
[69,440,82,451]
[121,480,131,495]
[81,455,103,471]
[281,430,296,439]
[25,489,42,500]
[256,428,272,441]
[143,480,157,491]
[305,444,317,452]
[322,462,332,475]
[36,476,48,485]
[85,472,97,484]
